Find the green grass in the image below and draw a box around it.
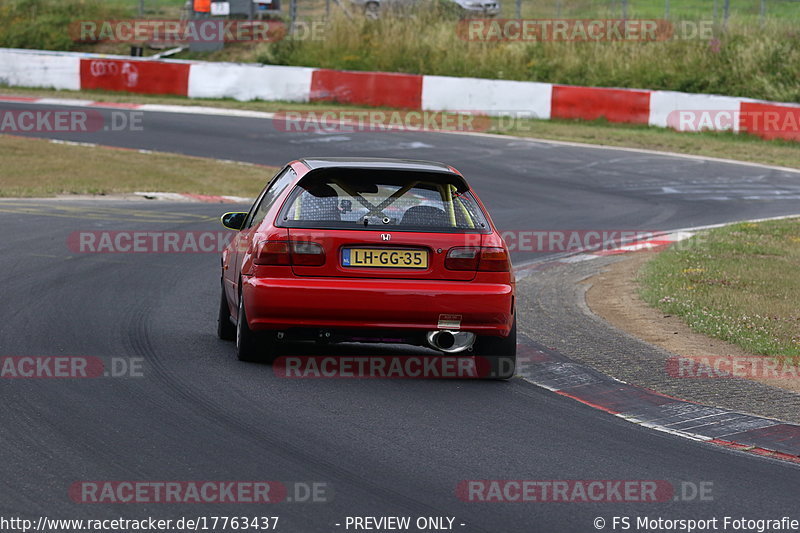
[113,0,186,18]
[0,0,127,51]
[248,10,800,103]
[0,134,276,197]
[0,0,185,52]
[639,218,800,359]
[516,0,800,20]
[46,0,800,20]
[103,0,185,8]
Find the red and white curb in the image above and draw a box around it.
[514,214,800,280]
[513,214,800,465]
[513,229,694,280]
[516,341,800,465]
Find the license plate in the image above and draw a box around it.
[342,248,428,269]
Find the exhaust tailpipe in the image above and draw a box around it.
[426,330,475,353]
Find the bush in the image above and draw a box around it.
[255,10,800,103]
[0,0,127,51]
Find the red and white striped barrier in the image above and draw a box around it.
[1,47,799,142]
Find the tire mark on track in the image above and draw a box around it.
[124,301,485,525]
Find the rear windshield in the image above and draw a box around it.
[277,170,491,233]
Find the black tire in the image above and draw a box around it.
[477,318,516,380]
[236,293,275,363]
[217,284,236,341]
[236,294,261,363]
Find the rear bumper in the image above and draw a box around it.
[243,276,514,336]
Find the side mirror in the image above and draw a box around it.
[221,212,247,231]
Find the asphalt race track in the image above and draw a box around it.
[1,101,799,532]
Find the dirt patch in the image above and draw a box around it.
[586,251,800,394]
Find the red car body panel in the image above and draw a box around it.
[242,276,513,334]
[222,159,515,339]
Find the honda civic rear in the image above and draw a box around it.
[218,158,516,378]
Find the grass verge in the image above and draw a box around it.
[257,11,800,103]
[3,86,800,170]
[0,134,276,197]
[639,218,800,359]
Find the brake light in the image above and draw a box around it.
[445,247,509,272]
[254,241,325,266]
[477,247,510,272]
[254,241,290,265]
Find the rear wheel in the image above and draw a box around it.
[217,283,236,341]
[236,293,276,363]
[477,318,516,380]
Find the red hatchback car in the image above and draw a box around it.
[217,158,516,379]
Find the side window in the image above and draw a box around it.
[247,168,297,229]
